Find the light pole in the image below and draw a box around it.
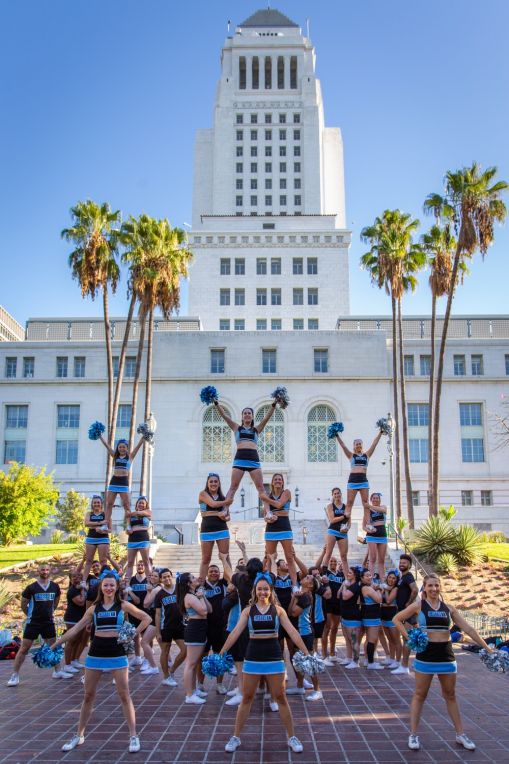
[386,411,395,530]
[240,487,245,509]
[147,412,157,533]
[295,486,300,508]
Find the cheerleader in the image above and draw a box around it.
[62,568,86,673]
[221,573,309,754]
[139,570,162,672]
[380,570,400,668]
[359,568,384,669]
[81,495,111,588]
[198,473,233,581]
[393,574,493,752]
[323,487,350,574]
[339,567,362,669]
[126,560,150,671]
[261,474,299,592]
[197,562,231,696]
[288,575,323,701]
[213,400,277,502]
[320,556,344,665]
[155,569,186,685]
[176,573,212,704]
[97,435,144,520]
[55,571,150,754]
[363,493,388,580]
[335,429,382,516]
[124,496,152,582]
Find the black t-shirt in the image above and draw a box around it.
[232,571,275,610]
[154,587,183,631]
[274,574,293,612]
[64,585,86,623]
[86,574,101,603]
[203,578,228,625]
[22,581,60,624]
[129,576,148,610]
[396,572,416,611]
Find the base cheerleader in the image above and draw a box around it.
[154,569,186,686]
[335,429,382,516]
[339,567,362,669]
[359,568,384,669]
[261,474,299,591]
[176,572,212,704]
[124,496,152,582]
[323,487,350,573]
[363,493,388,579]
[380,570,400,668]
[198,473,233,581]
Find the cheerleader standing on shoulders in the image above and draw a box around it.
[81,495,111,588]
[380,570,400,669]
[394,574,493,753]
[198,473,233,581]
[339,568,363,669]
[176,573,212,704]
[124,496,152,582]
[155,569,186,685]
[335,429,382,517]
[261,474,299,592]
[55,571,150,754]
[96,436,144,521]
[221,573,309,754]
[323,487,350,574]
[363,493,388,580]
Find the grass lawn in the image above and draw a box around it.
[0,544,78,570]
[480,543,509,563]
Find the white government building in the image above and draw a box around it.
[1,9,508,539]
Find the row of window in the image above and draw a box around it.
[236,113,301,125]
[4,355,137,380]
[218,318,319,331]
[236,128,301,142]
[220,257,317,276]
[410,489,494,507]
[194,230,342,245]
[236,194,302,207]
[5,403,132,431]
[238,56,298,90]
[404,353,490,376]
[218,287,318,307]
[210,348,328,374]
[235,175,302,188]
[407,402,485,463]
[236,157,301,174]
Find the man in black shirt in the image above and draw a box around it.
[197,563,230,695]
[391,554,419,675]
[7,563,71,686]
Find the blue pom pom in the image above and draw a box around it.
[117,622,137,653]
[32,643,64,668]
[271,386,290,409]
[201,652,234,677]
[0,629,13,647]
[480,648,509,673]
[406,627,429,653]
[88,421,105,440]
[137,422,154,444]
[376,418,392,435]
[327,422,344,439]
[200,386,219,405]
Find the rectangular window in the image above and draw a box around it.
[236,196,243,207]
[74,356,86,378]
[264,56,272,89]
[250,129,257,140]
[250,179,258,190]
[271,288,282,306]
[210,349,225,374]
[265,129,272,140]
[220,289,230,306]
[265,162,272,173]
[256,319,267,331]
[290,56,297,88]
[294,146,301,158]
[236,163,243,173]
[294,162,301,172]
[461,438,485,463]
[404,355,415,376]
[293,257,303,274]
[277,56,284,89]
[250,195,257,206]
[4,439,26,463]
[236,114,243,124]
[471,354,484,376]
[293,113,301,123]
[408,403,429,426]
[250,113,258,124]
[280,162,286,172]
[294,129,301,140]
[262,349,277,373]
[5,357,17,378]
[294,195,301,206]
[307,257,317,275]
[459,402,482,426]
[256,289,267,306]
[239,57,246,89]
[257,258,267,275]
[234,319,245,331]
[6,405,28,428]
[236,146,243,157]
[461,490,473,507]
[293,319,304,330]
[420,355,431,376]
[219,319,230,331]
[57,404,80,429]
[454,354,466,376]
[250,146,258,157]
[56,440,78,465]
[293,288,304,305]
[265,195,272,206]
[308,318,319,330]
[236,177,243,188]
[271,258,281,275]
[280,178,287,189]
[236,129,243,141]
[271,319,282,331]
[279,146,286,157]
[220,258,231,275]
[279,129,286,141]
[308,288,318,306]
[314,349,328,373]
[294,177,302,189]
[409,439,429,463]
[265,179,272,189]
[251,163,257,173]
[234,289,245,306]
[56,356,68,378]
[117,404,132,428]
[125,356,136,378]
[505,354,509,375]
[265,146,272,157]
[280,195,287,206]
[279,113,286,124]
[234,258,245,275]
[411,490,420,506]
[23,357,35,378]
[481,490,493,506]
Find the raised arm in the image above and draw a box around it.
[292,547,308,577]
[130,436,145,460]
[315,545,326,570]
[186,591,209,617]
[256,401,277,434]
[335,435,353,460]
[219,552,233,582]
[366,430,383,458]
[213,401,238,431]
[98,434,115,457]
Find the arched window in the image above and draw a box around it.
[307,405,337,462]
[255,405,284,463]
[202,405,232,463]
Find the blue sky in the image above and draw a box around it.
[1,0,508,324]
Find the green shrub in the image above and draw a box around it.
[0,584,13,612]
[435,553,458,575]
[450,525,484,566]
[488,531,507,544]
[412,517,456,562]
[438,505,457,522]
[50,529,65,545]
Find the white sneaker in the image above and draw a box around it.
[344,661,359,670]
[288,736,304,753]
[52,669,74,679]
[140,666,159,675]
[322,657,335,667]
[263,692,271,700]
[7,673,19,687]
[140,659,149,671]
[230,665,237,676]
[226,688,239,697]
[162,675,178,687]
[225,692,242,706]
[338,658,351,665]
[216,683,227,695]
[386,660,399,669]
[286,687,305,695]
[63,664,79,673]
[329,655,338,662]
[71,660,85,669]
[303,678,313,689]
[408,734,420,750]
[456,734,476,751]
[391,665,410,675]
[225,736,241,753]
[195,688,208,698]
[185,694,206,704]
[80,675,85,685]
[130,656,143,667]
[62,735,85,752]
[305,690,323,701]
[367,662,385,670]
[269,700,279,712]
[129,735,141,753]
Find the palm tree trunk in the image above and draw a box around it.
[391,297,402,521]
[129,311,146,495]
[102,286,113,491]
[427,293,436,516]
[397,299,414,528]
[432,245,463,516]
[139,308,154,495]
[109,293,136,448]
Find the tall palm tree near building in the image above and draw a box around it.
[424,163,508,515]
[121,214,193,493]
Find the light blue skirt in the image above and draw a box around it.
[347,481,369,490]
[127,540,150,550]
[342,619,362,629]
[327,528,347,539]
[362,618,382,627]
[414,659,457,674]
[365,536,388,545]
[265,530,293,541]
[200,530,230,542]
[85,537,109,545]
[243,659,286,675]
[85,655,128,671]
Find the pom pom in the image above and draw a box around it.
[200,385,219,405]
[406,627,429,653]
[137,422,154,445]
[479,648,509,673]
[327,422,344,439]
[0,629,13,647]
[271,386,290,409]
[291,650,326,676]
[376,418,392,435]
[201,652,234,677]
[88,421,105,440]
[31,643,63,668]
[117,622,137,654]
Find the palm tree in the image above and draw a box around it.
[121,214,193,494]
[424,163,508,515]
[62,200,121,485]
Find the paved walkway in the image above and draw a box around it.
[0,643,508,764]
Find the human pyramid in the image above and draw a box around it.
[5,386,496,756]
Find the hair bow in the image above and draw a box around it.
[118,439,128,446]
[100,569,120,582]
[254,572,273,586]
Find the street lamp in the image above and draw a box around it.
[295,486,299,508]
[147,411,157,515]
[302,525,308,545]
[240,487,245,509]
[386,411,395,530]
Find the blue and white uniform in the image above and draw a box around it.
[199,499,230,543]
[413,599,457,674]
[360,587,382,627]
[243,603,285,675]
[347,453,369,491]
[265,493,293,542]
[85,602,128,671]
[340,582,362,628]
[380,589,398,628]
[232,426,261,471]
[107,454,131,493]
[85,509,110,546]
[291,592,314,652]
[183,602,208,647]
[127,513,150,550]
[365,507,388,545]
[327,502,348,539]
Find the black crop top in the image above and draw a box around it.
[247,603,279,636]
[418,599,452,631]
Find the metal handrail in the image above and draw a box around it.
[167,524,184,545]
[456,610,509,640]
[388,524,431,581]
[231,506,304,519]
